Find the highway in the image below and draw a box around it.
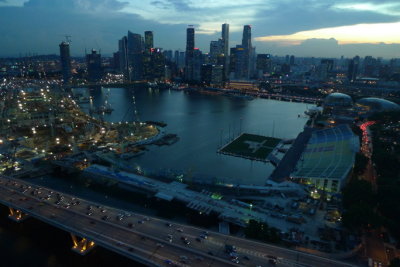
[0,175,359,267]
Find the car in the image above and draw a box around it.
[156,243,164,248]
[166,237,173,242]
[87,212,92,216]
[231,259,240,264]
[177,228,183,232]
[101,209,107,213]
[200,234,208,239]
[138,220,144,224]
[144,217,150,221]
[165,223,172,227]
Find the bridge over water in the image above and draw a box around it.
[0,174,359,267]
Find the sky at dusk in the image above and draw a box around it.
[0,0,400,58]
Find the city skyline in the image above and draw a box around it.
[0,0,400,58]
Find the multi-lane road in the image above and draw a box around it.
[0,175,359,267]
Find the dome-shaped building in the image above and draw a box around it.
[356,98,400,113]
[324,93,353,107]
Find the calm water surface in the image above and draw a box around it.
[85,87,311,185]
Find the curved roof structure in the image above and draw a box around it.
[324,93,353,107]
[356,98,400,112]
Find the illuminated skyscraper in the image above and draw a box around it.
[59,41,72,83]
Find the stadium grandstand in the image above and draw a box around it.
[290,124,359,194]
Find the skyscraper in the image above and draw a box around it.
[348,56,360,82]
[59,41,72,83]
[242,25,251,51]
[241,25,252,79]
[127,31,144,81]
[222,23,229,79]
[185,25,195,81]
[86,49,102,82]
[118,36,128,79]
[144,31,154,51]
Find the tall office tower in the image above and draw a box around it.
[348,56,360,82]
[144,31,154,51]
[222,23,229,79]
[209,40,223,64]
[86,49,102,82]
[127,31,144,81]
[363,56,379,77]
[185,25,195,81]
[118,36,129,79]
[179,51,185,69]
[174,50,179,64]
[113,52,120,70]
[256,54,272,76]
[230,45,246,79]
[241,25,252,79]
[59,41,72,83]
[193,48,202,81]
[289,55,295,65]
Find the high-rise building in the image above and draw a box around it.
[193,48,202,81]
[256,54,272,75]
[289,55,295,65]
[118,36,128,79]
[127,31,144,81]
[209,40,223,64]
[230,45,246,80]
[348,56,360,82]
[144,31,154,51]
[241,25,252,79]
[179,51,185,69]
[185,25,195,81]
[59,41,72,83]
[174,50,179,64]
[86,49,102,82]
[113,52,120,70]
[222,23,229,79]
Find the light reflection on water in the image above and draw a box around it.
[79,86,311,186]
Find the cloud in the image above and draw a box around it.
[24,0,129,12]
[255,22,400,45]
[254,38,400,58]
